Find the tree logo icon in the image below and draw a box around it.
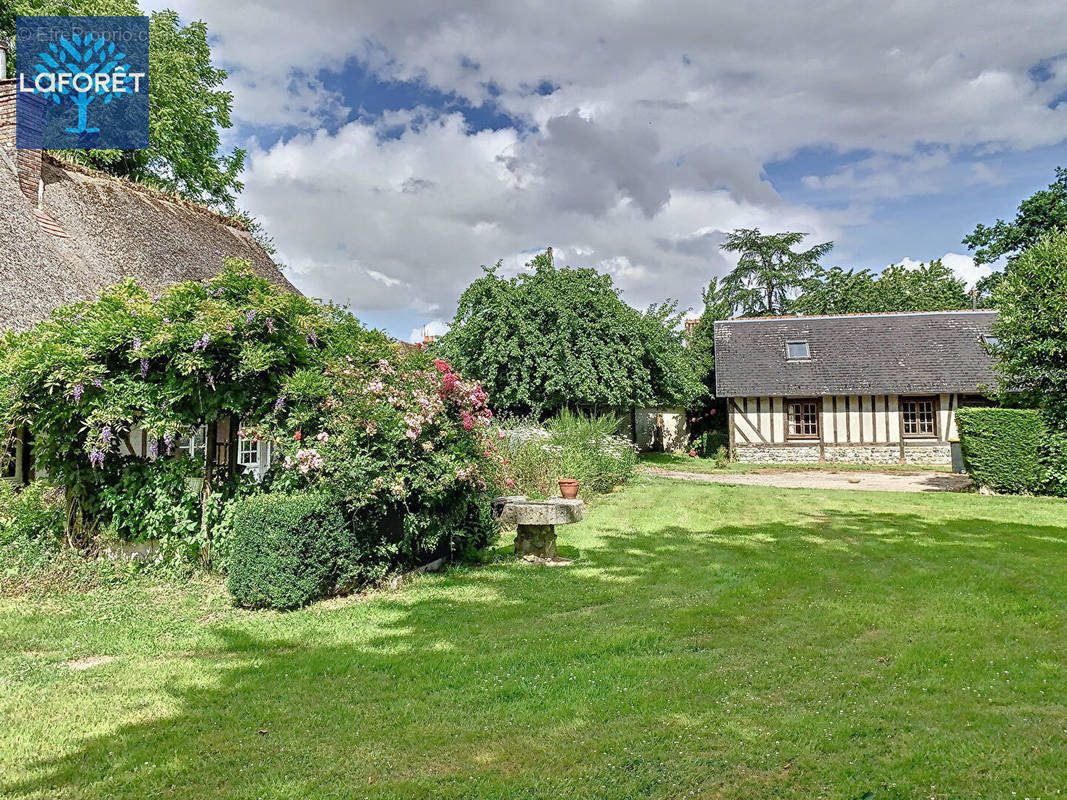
[31,32,136,134]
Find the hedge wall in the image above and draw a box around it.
[955,408,1047,494]
[228,493,346,610]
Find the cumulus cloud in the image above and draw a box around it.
[145,0,1065,330]
[893,253,994,289]
[409,318,451,344]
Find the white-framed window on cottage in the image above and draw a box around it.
[237,436,272,481]
[178,426,208,463]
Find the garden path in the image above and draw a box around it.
[644,467,973,493]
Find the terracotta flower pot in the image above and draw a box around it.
[558,478,580,499]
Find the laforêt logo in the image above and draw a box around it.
[15,16,149,150]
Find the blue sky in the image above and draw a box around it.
[156,1,1067,341]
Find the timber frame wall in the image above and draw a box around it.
[728,393,961,463]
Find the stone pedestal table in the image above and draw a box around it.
[490,496,584,558]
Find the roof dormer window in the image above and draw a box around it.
[785,341,810,360]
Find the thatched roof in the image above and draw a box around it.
[0,153,297,333]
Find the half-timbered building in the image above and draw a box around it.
[714,310,998,465]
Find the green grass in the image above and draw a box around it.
[1,479,1065,799]
[640,451,952,474]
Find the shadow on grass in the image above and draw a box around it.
[6,507,1067,799]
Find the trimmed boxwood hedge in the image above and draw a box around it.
[228,493,346,610]
[955,408,1047,494]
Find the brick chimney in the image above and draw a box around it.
[0,39,45,207]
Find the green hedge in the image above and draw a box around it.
[227,493,346,610]
[955,408,1047,494]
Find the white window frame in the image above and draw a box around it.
[178,426,208,463]
[236,436,272,481]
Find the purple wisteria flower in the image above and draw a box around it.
[308,330,318,344]
[140,359,149,378]
[163,432,174,448]
[93,378,103,388]
[152,294,161,303]
[246,310,257,324]
[274,395,286,412]
[100,425,112,443]
[132,337,142,350]
[72,383,85,403]
[89,449,105,468]
[192,333,211,353]
[265,317,276,333]
[148,439,159,458]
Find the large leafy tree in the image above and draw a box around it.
[964,166,1067,267]
[687,278,732,380]
[685,277,732,435]
[721,228,833,316]
[794,259,972,315]
[792,266,880,315]
[990,230,1067,493]
[439,251,700,417]
[6,1,245,208]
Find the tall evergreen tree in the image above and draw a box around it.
[721,228,833,316]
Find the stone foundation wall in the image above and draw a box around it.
[824,446,903,465]
[734,443,951,465]
[734,445,821,463]
[900,445,951,465]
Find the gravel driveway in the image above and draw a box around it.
[644,467,973,493]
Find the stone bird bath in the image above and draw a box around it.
[490,495,584,558]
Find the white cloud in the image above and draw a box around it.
[939,252,995,289]
[409,318,450,344]
[242,109,835,318]
[892,253,994,289]
[144,0,1065,329]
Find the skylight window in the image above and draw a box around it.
[981,334,1000,349]
[786,341,810,360]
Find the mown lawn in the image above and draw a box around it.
[1,479,1065,799]
[640,451,952,474]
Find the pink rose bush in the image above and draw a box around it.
[270,343,497,511]
[259,342,499,581]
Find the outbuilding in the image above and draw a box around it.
[714,310,998,465]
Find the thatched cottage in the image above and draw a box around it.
[0,74,296,484]
[714,310,998,465]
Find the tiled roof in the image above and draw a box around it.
[714,310,998,397]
